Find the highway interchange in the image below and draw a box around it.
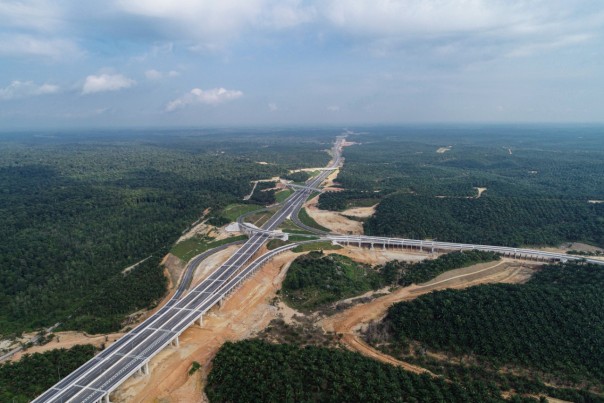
[35,135,603,402]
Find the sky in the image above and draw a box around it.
[1,0,603,128]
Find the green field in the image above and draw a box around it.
[266,236,319,250]
[170,235,248,262]
[298,207,331,232]
[221,204,263,222]
[274,189,293,203]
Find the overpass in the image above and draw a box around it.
[326,235,604,266]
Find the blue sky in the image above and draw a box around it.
[1,0,603,128]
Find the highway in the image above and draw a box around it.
[34,137,344,403]
[34,133,602,402]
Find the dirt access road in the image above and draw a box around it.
[321,259,537,373]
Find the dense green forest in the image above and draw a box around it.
[0,129,331,335]
[365,194,604,246]
[282,251,382,311]
[206,340,538,403]
[320,125,604,248]
[381,250,500,286]
[0,344,97,402]
[375,262,604,388]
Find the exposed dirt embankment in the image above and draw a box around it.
[320,259,537,372]
[113,251,299,403]
[341,205,376,218]
[304,195,363,234]
[10,331,124,361]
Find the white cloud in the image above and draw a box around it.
[166,87,243,111]
[0,34,80,59]
[0,81,60,100]
[327,105,340,112]
[145,69,180,80]
[117,0,263,40]
[145,69,163,80]
[268,102,278,111]
[506,34,593,58]
[323,0,545,37]
[116,0,314,43]
[82,74,136,94]
[261,0,316,29]
[0,0,63,33]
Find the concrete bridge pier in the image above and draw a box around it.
[197,315,203,327]
[172,336,180,348]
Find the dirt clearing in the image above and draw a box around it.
[341,205,376,218]
[321,259,537,372]
[474,187,487,198]
[304,195,363,234]
[190,245,243,288]
[329,245,430,265]
[10,331,124,361]
[113,251,299,403]
[436,146,452,153]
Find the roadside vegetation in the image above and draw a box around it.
[291,241,341,253]
[265,236,319,251]
[206,339,537,403]
[318,189,382,211]
[382,250,500,286]
[0,344,97,402]
[62,251,168,333]
[297,207,331,232]
[370,261,604,395]
[281,171,310,183]
[274,189,292,203]
[282,251,382,311]
[171,235,247,262]
[219,203,263,222]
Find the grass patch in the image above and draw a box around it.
[221,203,264,222]
[282,251,382,311]
[306,191,320,201]
[298,208,331,232]
[381,250,501,287]
[246,211,274,228]
[171,235,247,262]
[278,219,316,235]
[292,241,341,253]
[275,189,293,203]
